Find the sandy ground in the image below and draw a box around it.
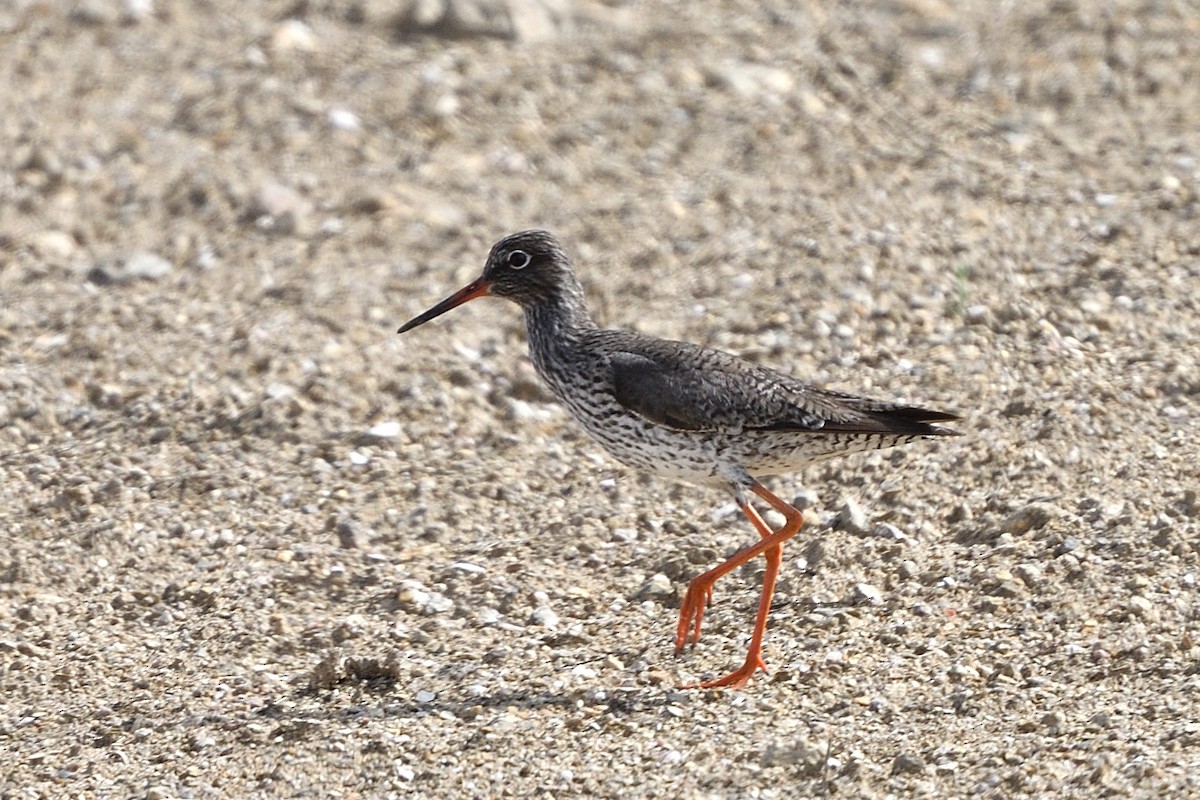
[2,0,1199,797]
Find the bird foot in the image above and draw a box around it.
[673,581,714,652]
[679,652,769,690]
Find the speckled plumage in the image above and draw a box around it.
[529,322,958,484]
[495,231,959,489]
[398,229,961,689]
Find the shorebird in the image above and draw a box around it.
[398,230,960,689]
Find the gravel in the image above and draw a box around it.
[2,0,1199,798]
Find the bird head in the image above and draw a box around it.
[397,230,573,334]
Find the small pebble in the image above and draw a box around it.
[1014,563,1043,589]
[1127,595,1153,617]
[367,421,402,439]
[30,229,76,258]
[638,573,674,599]
[529,606,559,630]
[397,580,454,615]
[89,252,173,284]
[1002,502,1055,535]
[834,498,870,535]
[122,0,154,24]
[872,522,908,542]
[892,753,925,775]
[1055,537,1082,556]
[853,583,883,605]
[791,488,820,510]
[189,735,215,751]
[610,527,638,543]
[762,739,826,777]
[335,520,359,549]
[949,663,981,681]
[711,61,795,100]
[272,19,319,52]
[964,304,990,324]
[255,181,312,232]
[507,399,553,422]
[328,107,360,131]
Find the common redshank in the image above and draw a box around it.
[398,230,960,689]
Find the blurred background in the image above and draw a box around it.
[2,1,1198,797]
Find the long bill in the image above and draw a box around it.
[397,277,492,334]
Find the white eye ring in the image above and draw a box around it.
[506,249,531,269]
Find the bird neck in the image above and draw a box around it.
[522,287,597,378]
[522,281,596,339]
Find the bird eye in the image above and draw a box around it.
[506,250,531,270]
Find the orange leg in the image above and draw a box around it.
[675,481,804,689]
[674,502,773,651]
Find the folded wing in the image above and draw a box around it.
[604,337,959,437]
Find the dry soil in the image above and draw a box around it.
[2,1,1199,798]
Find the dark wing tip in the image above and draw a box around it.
[756,402,963,437]
[881,405,961,423]
[867,404,963,437]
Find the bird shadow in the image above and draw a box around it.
[274,676,680,730]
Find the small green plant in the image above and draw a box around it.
[947,263,971,318]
